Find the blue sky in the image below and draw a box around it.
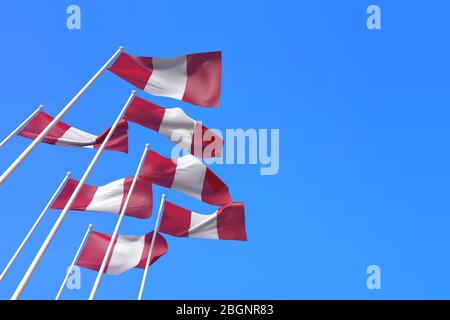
[0,1,450,299]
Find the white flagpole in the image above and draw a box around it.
[0,46,124,187]
[55,224,93,300]
[88,143,150,300]
[0,105,44,148]
[0,172,71,282]
[137,194,166,300]
[11,90,136,300]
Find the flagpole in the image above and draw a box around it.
[0,46,124,187]
[0,105,44,148]
[11,90,135,300]
[88,143,150,300]
[55,224,93,300]
[137,194,166,300]
[0,172,71,282]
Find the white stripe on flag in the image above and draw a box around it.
[189,211,219,239]
[172,155,206,201]
[144,57,187,100]
[106,235,145,275]
[55,127,97,148]
[159,108,195,151]
[86,178,125,213]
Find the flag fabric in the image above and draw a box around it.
[140,151,231,206]
[76,231,168,275]
[18,111,129,153]
[108,51,222,108]
[125,96,223,158]
[51,177,152,219]
[160,202,247,241]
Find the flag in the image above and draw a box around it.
[108,51,222,108]
[140,151,231,206]
[18,111,128,153]
[125,96,223,158]
[76,231,168,275]
[160,202,247,241]
[51,177,152,219]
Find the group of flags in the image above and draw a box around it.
[1,49,246,298]
[18,95,224,158]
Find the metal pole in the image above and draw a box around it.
[11,90,135,300]
[0,46,124,186]
[0,172,71,282]
[89,143,150,300]
[137,194,166,300]
[55,224,93,300]
[0,105,44,148]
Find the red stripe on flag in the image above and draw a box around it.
[76,231,111,272]
[183,52,222,108]
[136,232,169,269]
[202,169,232,206]
[104,235,120,273]
[159,202,191,237]
[140,151,176,188]
[217,203,247,241]
[108,52,153,90]
[120,177,153,219]
[51,178,97,211]
[18,111,70,145]
[124,96,165,132]
[93,119,129,153]
[190,122,223,158]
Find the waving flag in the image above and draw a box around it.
[77,231,168,275]
[18,111,128,153]
[109,51,222,107]
[160,202,247,241]
[125,96,223,158]
[51,177,152,219]
[141,151,231,206]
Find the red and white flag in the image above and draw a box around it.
[141,151,231,206]
[125,96,223,158]
[51,177,153,219]
[76,230,168,275]
[160,202,247,241]
[108,51,222,108]
[18,111,129,153]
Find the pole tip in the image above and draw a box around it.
[88,224,93,229]
[38,105,45,110]
[66,172,72,177]
[162,194,166,199]
[119,46,124,50]
[131,90,136,95]
[145,143,150,148]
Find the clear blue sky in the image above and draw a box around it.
[0,1,450,299]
